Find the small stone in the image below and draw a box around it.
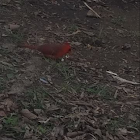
[87,10,94,17]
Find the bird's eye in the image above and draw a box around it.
[69,48,71,52]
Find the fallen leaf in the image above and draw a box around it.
[87,10,95,17]
[22,79,33,87]
[0,138,15,140]
[0,105,5,109]
[2,98,18,111]
[46,75,53,84]
[47,104,60,111]
[34,109,42,115]
[8,83,24,95]
[106,131,114,140]
[117,128,127,136]
[67,131,84,138]
[64,136,73,140]
[80,91,85,99]
[71,41,82,46]
[94,129,102,137]
[87,44,93,50]
[9,24,20,30]
[21,109,38,120]
[31,136,38,140]
[128,114,137,121]
[83,31,95,36]
[0,111,6,117]
[38,118,51,124]
[51,126,64,137]
[24,129,33,139]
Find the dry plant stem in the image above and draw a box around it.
[106,70,140,85]
[83,1,101,18]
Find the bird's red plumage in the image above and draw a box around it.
[18,42,71,59]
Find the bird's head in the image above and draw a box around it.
[64,42,71,53]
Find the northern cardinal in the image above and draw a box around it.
[18,42,71,59]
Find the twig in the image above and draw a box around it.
[106,70,140,85]
[83,1,101,18]
[67,131,84,138]
[70,101,93,107]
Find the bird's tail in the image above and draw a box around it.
[17,44,38,50]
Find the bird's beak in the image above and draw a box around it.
[65,55,69,58]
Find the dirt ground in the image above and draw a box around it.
[0,0,139,140]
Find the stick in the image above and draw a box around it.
[106,70,140,85]
[83,1,101,18]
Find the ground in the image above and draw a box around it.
[0,0,139,140]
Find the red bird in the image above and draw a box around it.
[18,42,71,59]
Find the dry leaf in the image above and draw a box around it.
[52,126,64,137]
[80,91,85,99]
[0,138,15,140]
[2,98,18,111]
[47,104,59,111]
[83,31,95,36]
[87,10,95,17]
[0,105,5,109]
[94,129,102,137]
[117,128,127,136]
[64,136,73,140]
[8,83,24,95]
[87,44,93,50]
[34,109,42,115]
[9,24,20,30]
[106,131,114,140]
[128,114,137,121]
[21,109,38,120]
[31,136,38,140]
[22,79,33,87]
[24,129,33,139]
[71,41,82,46]
[67,131,84,138]
[46,75,53,84]
[0,111,6,117]
[38,118,50,124]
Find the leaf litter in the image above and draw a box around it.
[0,0,139,140]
